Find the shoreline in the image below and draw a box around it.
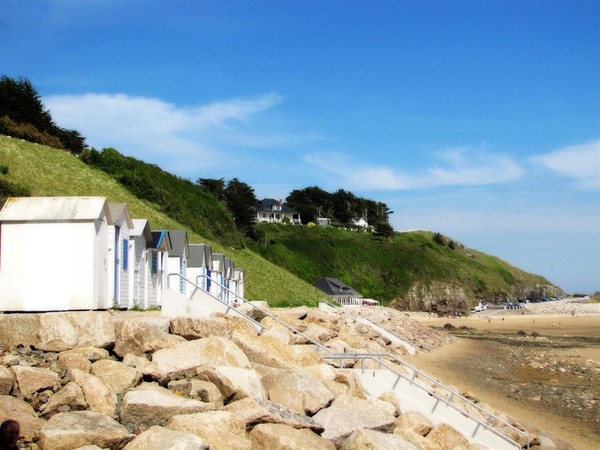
[405,311,600,450]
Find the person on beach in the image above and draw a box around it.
[0,420,20,450]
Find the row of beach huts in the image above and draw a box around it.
[0,196,244,312]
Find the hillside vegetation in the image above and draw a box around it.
[0,135,559,311]
[0,135,325,307]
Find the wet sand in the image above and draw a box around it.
[406,313,600,450]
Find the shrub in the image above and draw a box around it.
[0,164,8,175]
[433,232,445,245]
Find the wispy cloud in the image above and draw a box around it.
[531,140,600,190]
[44,92,284,172]
[304,147,523,191]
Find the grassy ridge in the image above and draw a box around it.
[251,223,553,304]
[0,136,325,306]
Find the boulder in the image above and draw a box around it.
[377,391,401,417]
[393,429,443,450]
[152,337,250,379]
[394,410,433,436]
[0,365,14,394]
[301,323,337,344]
[11,366,60,397]
[0,395,46,441]
[167,410,251,450]
[0,312,115,351]
[197,366,266,403]
[312,395,397,447]
[113,319,186,358]
[231,330,300,369]
[91,360,142,395]
[291,346,323,366]
[57,347,110,373]
[120,383,216,431]
[123,425,209,449]
[169,317,229,340]
[167,379,224,407]
[223,315,260,336]
[38,411,134,450]
[426,423,470,450]
[249,423,335,450]
[69,369,116,416]
[260,368,334,415]
[260,324,294,345]
[340,428,421,450]
[122,353,163,381]
[223,396,324,433]
[40,382,87,417]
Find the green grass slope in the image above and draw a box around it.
[251,223,556,306]
[0,135,325,306]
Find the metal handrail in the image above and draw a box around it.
[166,273,265,332]
[322,353,526,450]
[164,274,529,449]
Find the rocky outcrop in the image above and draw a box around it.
[0,308,548,449]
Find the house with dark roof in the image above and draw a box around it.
[129,219,153,309]
[313,277,364,306]
[108,203,134,308]
[187,244,213,294]
[156,229,189,295]
[148,229,170,307]
[256,198,301,224]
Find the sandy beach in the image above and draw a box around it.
[406,307,600,449]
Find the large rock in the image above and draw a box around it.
[291,345,323,366]
[0,395,46,441]
[152,337,250,379]
[169,317,229,340]
[231,330,300,369]
[393,429,443,450]
[57,347,110,373]
[377,391,401,417]
[426,423,470,450]
[168,379,224,407]
[122,353,163,381]
[394,410,433,436]
[0,312,115,351]
[223,315,260,336]
[260,324,294,345]
[223,396,324,433]
[249,423,335,450]
[11,366,60,397]
[113,319,186,358]
[340,428,421,450]
[69,369,116,416]
[40,382,87,417]
[0,365,14,395]
[91,359,142,395]
[312,395,397,446]
[123,425,209,449]
[120,383,216,431]
[197,366,266,402]
[167,411,251,450]
[260,368,334,415]
[38,411,134,450]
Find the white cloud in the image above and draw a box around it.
[44,92,284,172]
[531,140,600,189]
[304,148,523,191]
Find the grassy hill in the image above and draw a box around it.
[0,135,559,311]
[0,135,325,307]
[250,222,556,307]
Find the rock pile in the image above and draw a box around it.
[525,299,600,315]
[0,308,536,449]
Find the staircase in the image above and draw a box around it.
[161,275,529,449]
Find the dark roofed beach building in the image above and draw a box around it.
[313,277,365,306]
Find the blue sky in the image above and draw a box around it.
[1,0,599,293]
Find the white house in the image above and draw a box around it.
[108,203,134,309]
[162,229,189,294]
[351,216,369,228]
[129,219,153,309]
[187,244,213,295]
[232,267,245,300]
[255,198,301,224]
[0,196,111,311]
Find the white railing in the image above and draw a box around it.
[164,273,529,449]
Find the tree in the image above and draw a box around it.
[197,178,226,201]
[224,178,257,237]
[433,232,445,246]
[373,222,395,239]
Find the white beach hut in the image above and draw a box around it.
[108,203,134,308]
[0,196,111,311]
[210,253,225,300]
[161,229,189,294]
[129,219,153,309]
[148,230,170,307]
[187,244,213,295]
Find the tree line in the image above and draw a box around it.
[0,75,85,154]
